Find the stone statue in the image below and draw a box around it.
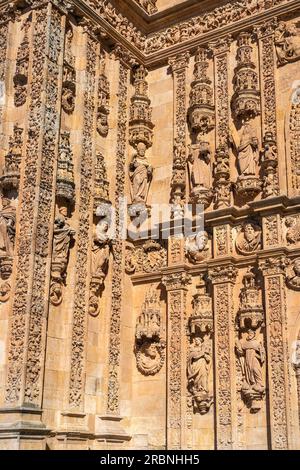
[286,258,300,291]
[230,120,259,178]
[185,230,209,264]
[235,222,261,255]
[235,329,265,411]
[129,142,153,205]
[50,207,75,306]
[188,141,211,191]
[187,336,212,410]
[91,218,112,281]
[136,340,165,376]
[52,207,75,265]
[0,198,16,257]
[275,21,300,66]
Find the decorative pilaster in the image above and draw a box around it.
[256,21,279,198]
[162,271,191,450]
[68,28,98,411]
[208,265,238,449]
[259,256,291,449]
[168,53,190,217]
[210,37,232,209]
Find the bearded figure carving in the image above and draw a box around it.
[185,231,209,264]
[235,222,261,255]
[275,21,300,66]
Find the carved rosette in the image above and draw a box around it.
[169,53,190,218]
[187,276,214,415]
[14,16,31,107]
[135,288,165,376]
[0,125,23,192]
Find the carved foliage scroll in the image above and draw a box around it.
[14,16,31,107]
[68,32,97,410]
[107,61,129,415]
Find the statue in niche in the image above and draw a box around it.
[91,218,112,282]
[187,335,213,414]
[235,222,261,255]
[230,119,259,178]
[188,141,211,191]
[50,206,75,306]
[275,21,300,66]
[0,198,16,258]
[185,230,209,264]
[235,329,265,412]
[129,142,153,205]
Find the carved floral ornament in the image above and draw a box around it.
[135,288,165,376]
[125,239,167,275]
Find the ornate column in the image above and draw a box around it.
[208,265,238,449]
[1,2,66,446]
[168,53,189,217]
[293,362,300,432]
[259,257,291,449]
[162,271,191,450]
[67,25,98,417]
[256,21,280,199]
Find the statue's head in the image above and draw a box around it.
[59,206,68,218]
[137,142,147,157]
[194,337,202,347]
[99,219,109,233]
[196,231,209,251]
[244,223,256,242]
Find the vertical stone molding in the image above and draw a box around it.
[259,257,291,449]
[68,27,98,411]
[5,4,65,408]
[168,53,189,217]
[106,49,130,416]
[208,265,238,449]
[256,21,280,198]
[162,271,191,450]
[210,37,232,209]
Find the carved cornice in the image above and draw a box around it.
[208,265,238,284]
[1,0,299,67]
[259,255,288,276]
[162,271,192,291]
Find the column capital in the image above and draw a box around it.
[168,52,190,73]
[259,256,288,276]
[208,264,237,285]
[162,271,191,291]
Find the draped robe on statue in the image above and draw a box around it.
[130,156,150,204]
[188,147,211,190]
[231,122,258,177]
[187,339,211,393]
[0,202,16,257]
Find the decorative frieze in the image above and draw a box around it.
[96,55,110,137]
[14,16,31,108]
[61,24,76,114]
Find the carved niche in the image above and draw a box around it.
[187,47,214,209]
[128,65,154,216]
[125,239,167,275]
[231,32,261,200]
[135,288,165,376]
[235,269,265,412]
[275,20,300,66]
[0,197,16,301]
[0,125,23,192]
[185,230,210,264]
[235,221,261,255]
[97,54,110,137]
[62,25,76,114]
[14,16,31,107]
[89,154,112,317]
[187,276,214,414]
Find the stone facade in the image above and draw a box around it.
[0,0,299,450]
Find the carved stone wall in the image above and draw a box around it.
[0,0,300,451]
